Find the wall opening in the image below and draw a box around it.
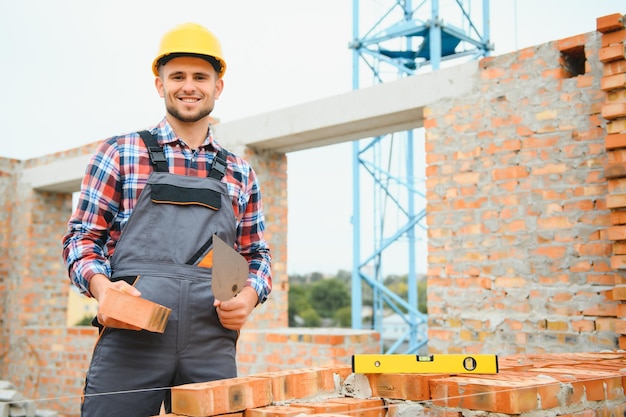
[560,46,586,77]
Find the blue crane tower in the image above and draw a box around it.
[349,0,492,353]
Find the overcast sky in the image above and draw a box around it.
[1,1,624,275]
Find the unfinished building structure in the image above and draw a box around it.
[1,10,626,417]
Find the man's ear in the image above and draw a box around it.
[155,76,165,98]
[214,78,224,100]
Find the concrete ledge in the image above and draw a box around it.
[213,60,478,153]
[20,154,91,193]
[20,60,478,193]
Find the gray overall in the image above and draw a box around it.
[81,132,239,417]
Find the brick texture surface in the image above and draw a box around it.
[149,353,626,416]
[425,15,626,356]
[600,12,626,344]
[98,287,171,333]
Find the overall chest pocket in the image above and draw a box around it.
[150,183,221,210]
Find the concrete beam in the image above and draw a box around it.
[20,154,91,194]
[22,61,477,193]
[213,60,478,153]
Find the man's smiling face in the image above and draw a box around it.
[155,56,224,124]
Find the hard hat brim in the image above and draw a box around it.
[153,52,226,77]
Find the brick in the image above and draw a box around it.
[603,29,626,47]
[245,405,315,416]
[613,285,626,300]
[326,398,385,417]
[492,166,528,181]
[618,303,626,317]
[606,196,626,210]
[528,371,586,406]
[305,415,351,417]
[597,13,625,34]
[171,376,272,416]
[615,319,626,334]
[577,360,626,375]
[606,133,626,150]
[597,403,626,417]
[615,241,626,255]
[582,302,619,317]
[610,210,626,225]
[602,102,626,119]
[367,373,439,401]
[252,368,336,402]
[430,374,560,414]
[605,163,626,179]
[601,73,626,91]
[557,34,586,52]
[297,402,350,414]
[156,415,244,417]
[528,368,622,401]
[331,366,354,383]
[611,255,626,269]
[546,320,569,331]
[98,287,171,333]
[595,317,620,331]
[305,415,352,417]
[599,44,626,63]
[605,59,626,77]
[607,88,626,103]
[571,320,595,332]
[608,118,626,134]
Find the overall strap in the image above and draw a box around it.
[138,130,169,172]
[139,129,227,178]
[209,149,227,180]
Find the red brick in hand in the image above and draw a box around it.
[98,287,171,333]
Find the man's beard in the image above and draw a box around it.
[165,102,213,123]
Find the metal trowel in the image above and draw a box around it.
[211,234,249,301]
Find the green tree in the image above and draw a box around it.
[418,278,427,314]
[299,307,322,327]
[288,270,427,328]
[333,306,352,327]
[75,315,94,326]
[382,274,428,314]
[308,278,350,319]
[288,284,311,326]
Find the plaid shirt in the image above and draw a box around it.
[62,118,272,303]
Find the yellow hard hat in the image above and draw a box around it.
[152,23,227,78]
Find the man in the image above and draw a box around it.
[62,22,272,417]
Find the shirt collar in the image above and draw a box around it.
[151,117,221,151]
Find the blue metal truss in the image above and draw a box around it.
[350,0,491,354]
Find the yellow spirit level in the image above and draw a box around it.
[352,354,498,374]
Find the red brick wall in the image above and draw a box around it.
[425,27,622,353]
[598,13,626,350]
[243,148,289,328]
[2,163,87,411]
[0,158,18,374]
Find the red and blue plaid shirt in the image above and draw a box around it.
[62,118,272,303]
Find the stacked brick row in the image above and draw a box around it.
[599,13,626,349]
[151,351,626,416]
